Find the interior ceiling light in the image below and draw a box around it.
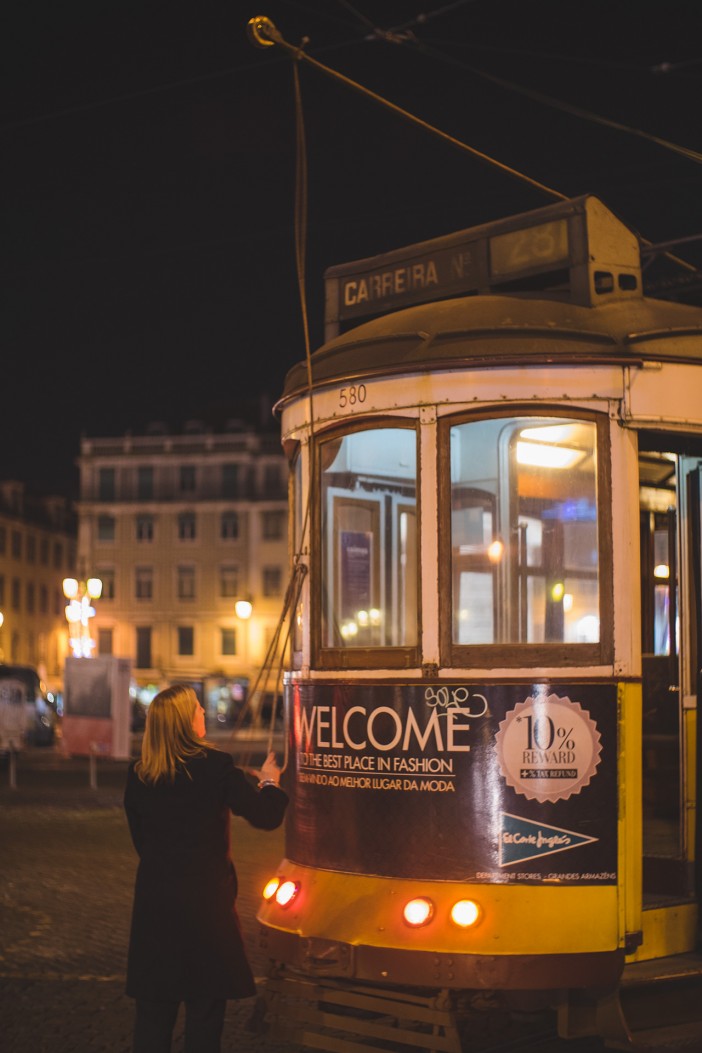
[516,441,584,470]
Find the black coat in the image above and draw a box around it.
[124,746,287,1001]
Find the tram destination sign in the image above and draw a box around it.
[324,206,573,333]
[322,195,641,338]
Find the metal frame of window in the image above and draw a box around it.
[312,419,421,671]
[438,406,613,669]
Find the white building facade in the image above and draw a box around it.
[75,423,288,716]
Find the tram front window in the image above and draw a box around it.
[449,416,600,648]
[319,427,417,652]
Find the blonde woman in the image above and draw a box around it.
[123,683,287,1053]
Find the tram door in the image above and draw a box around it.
[639,446,702,902]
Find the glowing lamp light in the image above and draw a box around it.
[551,581,565,602]
[275,880,299,907]
[86,577,103,599]
[487,539,504,563]
[0,611,4,628]
[356,609,370,627]
[654,564,670,579]
[235,599,253,620]
[516,441,583,470]
[403,897,434,927]
[450,899,481,928]
[262,878,280,901]
[369,608,381,626]
[62,578,79,599]
[563,593,574,613]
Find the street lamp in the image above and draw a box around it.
[63,577,103,658]
[234,598,253,620]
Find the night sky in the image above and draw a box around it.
[4,0,702,496]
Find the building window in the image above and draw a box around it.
[97,516,116,542]
[53,542,63,569]
[39,584,48,613]
[11,530,22,559]
[98,628,113,656]
[262,511,285,540]
[177,565,196,600]
[26,583,35,613]
[136,626,152,669]
[97,568,115,600]
[180,465,196,492]
[221,511,239,540]
[178,512,196,540]
[222,464,240,498]
[26,534,36,563]
[221,628,237,656]
[136,515,154,542]
[137,466,154,500]
[263,565,282,597]
[40,537,49,564]
[11,578,21,610]
[219,565,239,598]
[177,626,194,656]
[264,463,281,493]
[98,467,116,501]
[54,589,62,616]
[135,566,153,601]
[0,526,5,554]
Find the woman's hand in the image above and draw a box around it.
[252,751,282,787]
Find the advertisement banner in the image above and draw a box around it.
[286,681,617,885]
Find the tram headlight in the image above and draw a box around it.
[403,897,434,927]
[450,899,481,928]
[275,880,300,907]
[262,877,280,901]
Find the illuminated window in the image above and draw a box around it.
[447,416,601,651]
[320,426,418,653]
[26,535,36,563]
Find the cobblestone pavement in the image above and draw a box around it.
[0,748,290,1053]
[4,748,702,1052]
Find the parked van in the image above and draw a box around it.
[0,665,58,749]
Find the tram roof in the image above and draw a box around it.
[279,292,702,403]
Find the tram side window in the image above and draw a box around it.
[449,416,600,647]
[320,427,417,650]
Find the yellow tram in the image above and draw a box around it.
[258,195,702,1043]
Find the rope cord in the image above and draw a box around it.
[231,45,318,778]
[252,18,567,202]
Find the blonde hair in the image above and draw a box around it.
[135,684,208,784]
